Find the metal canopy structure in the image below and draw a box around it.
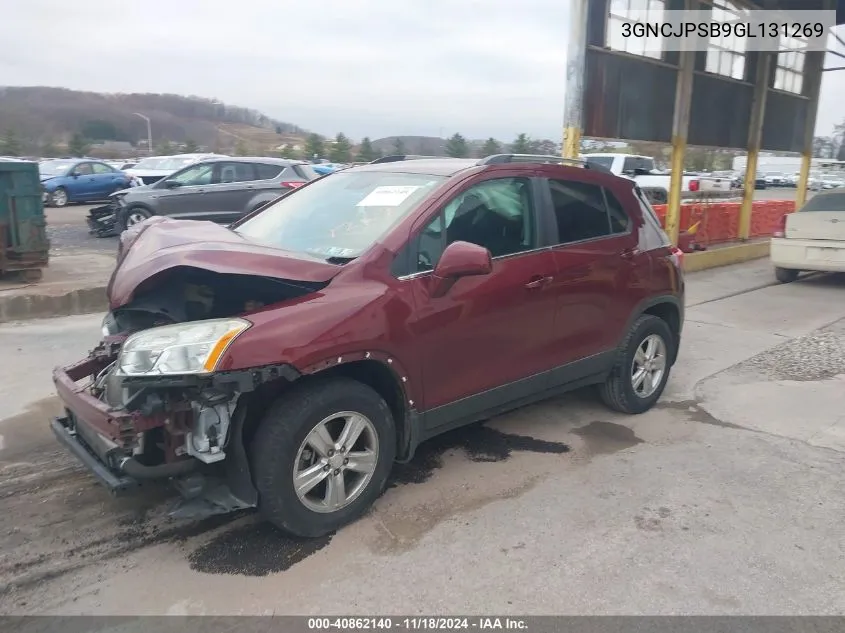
[563,0,843,244]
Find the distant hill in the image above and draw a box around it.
[0,86,308,156]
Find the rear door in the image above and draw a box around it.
[541,173,644,369]
[787,192,845,242]
[204,161,258,222]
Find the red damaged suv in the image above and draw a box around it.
[51,154,684,537]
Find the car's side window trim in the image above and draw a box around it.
[543,178,634,250]
[393,176,548,280]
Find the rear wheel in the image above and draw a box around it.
[775,267,799,283]
[121,206,152,231]
[599,314,674,415]
[49,187,68,208]
[252,378,396,537]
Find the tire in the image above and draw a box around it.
[775,267,799,283]
[121,206,152,231]
[599,314,674,415]
[49,187,69,208]
[251,377,396,537]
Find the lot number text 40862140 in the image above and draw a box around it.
[307,618,529,630]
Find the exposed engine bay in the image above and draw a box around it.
[66,267,326,517]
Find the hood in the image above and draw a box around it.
[108,218,342,309]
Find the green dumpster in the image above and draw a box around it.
[0,160,49,280]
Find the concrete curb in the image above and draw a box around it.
[683,241,770,273]
[0,285,108,323]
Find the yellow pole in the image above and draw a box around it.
[665,137,686,245]
[563,127,582,160]
[796,152,811,209]
[739,149,759,240]
[562,0,588,161]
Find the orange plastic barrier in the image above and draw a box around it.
[651,199,796,245]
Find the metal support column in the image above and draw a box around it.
[796,50,825,209]
[739,52,772,241]
[562,0,588,159]
[665,40,694,245]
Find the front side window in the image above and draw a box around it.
[73,162,93,176]
[235,171,445,261]
[414,177,536,273]
[168,163,214,186]
[549,179,630,244]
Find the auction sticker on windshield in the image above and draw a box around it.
[356,185,421,207]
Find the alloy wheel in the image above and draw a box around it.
[292,411,379,514]
[630,333,667,399]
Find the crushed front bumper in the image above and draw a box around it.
[50,415,137,493]
[87,202,120,238]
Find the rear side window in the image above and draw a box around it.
[92,162,115,174]
[254,163,284,180]
[800,192,845,212]
[293,164,320,180]
[548,180,631,245]
[217,162,255,183]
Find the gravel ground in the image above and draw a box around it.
[736,317,845,382]
[47,223,117,256]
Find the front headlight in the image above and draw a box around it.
[117,318,250,376]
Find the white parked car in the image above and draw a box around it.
[124,153,226,185]
[771,190,845,282]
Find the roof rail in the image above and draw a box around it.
[477,153,612,174]
[369,154,443,164]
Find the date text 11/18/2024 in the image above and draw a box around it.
[307,617,529,631]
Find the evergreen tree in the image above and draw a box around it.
[356,137,378,162]
[68,132,90,157]
[509,133,531,154]
[304,133,325,160]
[480,137,501,157]
[445,133,469,158]
[392,138,406,155]
[329,133,353,163]
[0,129,22,156]
[184,138,199,153]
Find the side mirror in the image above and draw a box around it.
[430,241,492,298]
[163,179,181,188]
[71,172,80,178]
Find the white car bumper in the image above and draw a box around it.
[771,237,845,273]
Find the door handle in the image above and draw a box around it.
[620,248,638,260]
[525,275,553,290]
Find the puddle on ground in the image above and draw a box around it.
[573,421,643,455]
[390,421,570,487]
[188,422,570,574]
[188,521,332,576]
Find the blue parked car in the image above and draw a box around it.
[39,159,135,207]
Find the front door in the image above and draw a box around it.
[154,162,215,218]
[404,176,558,429]
[67,162,96,200]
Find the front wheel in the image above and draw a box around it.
[121,206,152,231]
[599,315,674,415]
[49,187,69,208]
[252,377,396,537]
[775,267,799,283]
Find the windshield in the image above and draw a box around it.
[235,171,446,260]
[800,192,845,212]
[583,155,614,169]
[133,158,167,170]
[39,160,75,176]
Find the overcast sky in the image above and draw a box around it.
[0,0,843,142]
